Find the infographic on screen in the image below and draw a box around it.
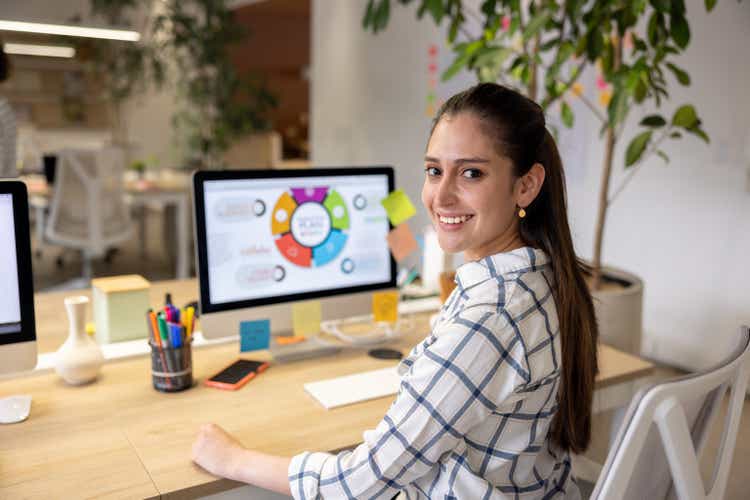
[204,175,391,305]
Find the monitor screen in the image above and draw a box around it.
[0,193,22,336]
[194,168,396,313]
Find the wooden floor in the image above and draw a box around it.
[29,210,749,499]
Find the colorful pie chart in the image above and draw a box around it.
[271,187,349,267]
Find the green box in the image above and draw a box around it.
[92,275,150,344]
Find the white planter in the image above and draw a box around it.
[591,266,644,356]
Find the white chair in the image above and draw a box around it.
[44,147,134,286]
[582,326,750,499]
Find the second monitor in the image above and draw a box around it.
[193,167,397,340]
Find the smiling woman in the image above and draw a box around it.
[422,112,545,261]
[191,83,599,500]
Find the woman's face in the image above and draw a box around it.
[422,112,522,261]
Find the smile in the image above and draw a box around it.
[438,214,474,225]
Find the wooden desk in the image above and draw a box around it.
[1,280,654,499]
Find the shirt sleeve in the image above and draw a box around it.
[287,306,531,499]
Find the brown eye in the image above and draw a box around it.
[462,168,482,179]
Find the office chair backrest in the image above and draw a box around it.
[591,326,750,500]
[45,147,132,256]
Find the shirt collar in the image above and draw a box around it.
[454,246,550,292]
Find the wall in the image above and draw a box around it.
[310,0,750,369]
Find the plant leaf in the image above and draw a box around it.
[705,0,718,11]
[625,130,653,167]
[640,115,667,127]
[686,127,710,143]
[523,12,551,42]
[442,51,471,81]
[561,101,574,128]
[672,104,698,128]
[362,0,376,30]
[670,14,690,48]
[608,87,629,129]
[424,0,444,24]
[650,0,670,13]
[656,149,670,164]
[670,131,683,138]
[666,62,690,85]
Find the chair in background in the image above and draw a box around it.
[579,326,750,499]
[44,147,134,287]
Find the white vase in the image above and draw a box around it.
[55,296,104,385]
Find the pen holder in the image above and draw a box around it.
[149,339,193,392]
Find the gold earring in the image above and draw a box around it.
[518,207,526,218]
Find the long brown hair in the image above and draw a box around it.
[431,83,599,453]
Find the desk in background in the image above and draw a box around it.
[0,279,654,499]
[22,172,191,280]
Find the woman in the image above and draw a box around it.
[192,82,599,499]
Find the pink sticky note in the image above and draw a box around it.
[596,75,608,90]
[387,223,418,262]
[502,16,511,31]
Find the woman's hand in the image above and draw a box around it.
[191,422,293,495]
[191,423,247,480]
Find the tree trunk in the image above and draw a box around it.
[591,125,615,289]
[591,32,623,289]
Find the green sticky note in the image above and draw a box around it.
[380,190,417,226]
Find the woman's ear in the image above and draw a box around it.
[515,163,546,209]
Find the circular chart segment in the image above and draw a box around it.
[271,187,350,267]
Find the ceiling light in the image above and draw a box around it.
[4,43,75,58]
[0,20,140,42]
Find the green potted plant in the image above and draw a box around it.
[83,0,277,168]
[364,0,716,354]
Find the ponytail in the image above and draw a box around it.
[523,131,599,453]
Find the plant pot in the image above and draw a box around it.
[590,266,644,356]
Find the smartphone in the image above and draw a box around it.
[204,359,269,390]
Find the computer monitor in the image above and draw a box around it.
[193,167,397,341]
[0,180,37,374]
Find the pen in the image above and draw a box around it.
[148,309,171,388]
[157,312,169,348]
[170,322,182,348]
[185,307,194,341]
[148,310,161,347]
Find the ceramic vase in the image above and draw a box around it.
[55,296,103,385]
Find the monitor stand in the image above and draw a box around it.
[0,394,32,424]
[269,336,342,363]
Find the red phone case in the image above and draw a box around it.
[204,361,269,390]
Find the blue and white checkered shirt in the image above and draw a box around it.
[289,247,579,499]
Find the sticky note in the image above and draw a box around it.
[373,291,399,323]
[240,319,271,352]
[380,190,417,226]
[292,301,321,336]
[387,223,418,262]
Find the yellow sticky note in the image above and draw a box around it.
[292,301,321,336]
[380,190,417,226]
[387,223,418,262]
[372,291,399,323]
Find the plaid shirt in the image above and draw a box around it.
[289,247,579,499]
